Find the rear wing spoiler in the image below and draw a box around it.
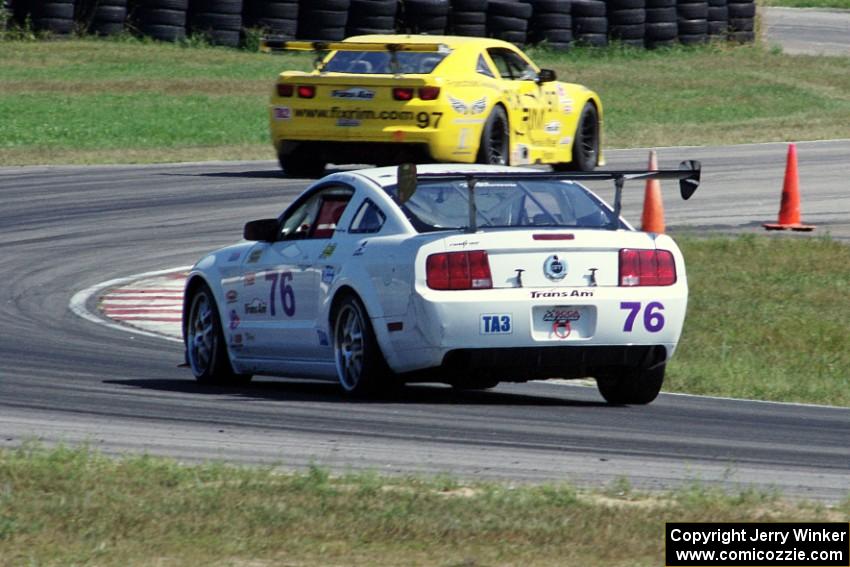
[397,161,702,232]
[260,38,449,74]
[260,38,447,54]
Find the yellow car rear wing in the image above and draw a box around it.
[260,38,448,54]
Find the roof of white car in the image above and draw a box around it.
[348,164,541,187]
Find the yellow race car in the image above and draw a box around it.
[263,35,603,177]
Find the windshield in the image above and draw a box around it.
[387,179,620,232]
[323,51,448,74]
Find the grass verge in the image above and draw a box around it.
[0,445,847,567]
[669,235,850,406]
[763,0,850,8]
[2,39,850,165]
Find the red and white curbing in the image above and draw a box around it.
[69,267,190,343]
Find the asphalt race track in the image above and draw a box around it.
[1,140,849,501]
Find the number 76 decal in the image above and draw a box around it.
[620,301,665,333]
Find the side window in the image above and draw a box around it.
[476,54,495,78]
[487,48,536,81]
[349,199,386,234]
[279,186,354,240]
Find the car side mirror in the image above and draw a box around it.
[244,219,279,242]
[537,68,557,83]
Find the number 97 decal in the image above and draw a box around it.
[620,301,665,333]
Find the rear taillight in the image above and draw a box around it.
[418,86,440,100]
[426,251,493,290]
[392,87,414,101]
[619,249,676,286]
[297,85,316,98]
[276,84,294,97]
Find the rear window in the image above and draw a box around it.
[386,179,620,232]
[323,51,448,74]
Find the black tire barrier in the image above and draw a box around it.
[32,0,75,34]
[298,0,349,40]
[189,0,244,47]
[526,0,573,50]
[645,0,675,46]
[706,0,726,37]
[609,1,645,48]
[134,0,188,41]
[451,0,487,10]
[244,0,298,38]
[572,0,607,45]
[487,0,531,44]
[402,0,450,35]
[87,0,129,35]
[346,0,397,35]
[677,0,708,44]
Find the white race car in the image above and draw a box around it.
[183,162,700,404]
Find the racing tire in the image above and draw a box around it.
[278,149,326,178]
[596,364,665,405]
[556,102,599,171]
[186,285,252,386]
[606,0,646,8]
[91,21,126,34]
[138,23,187,41]
[531,13,571,29]
[708,6,728,21]
[647,0,676,7]
[727,29,754,42]
[333,295,392,397]
[533,29,574,43]
[477,106,509,166]
[144,0,189,9]
[311,0,351,9]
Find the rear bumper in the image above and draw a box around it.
[377,285,687,376]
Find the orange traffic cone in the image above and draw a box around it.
[641,149,665,233]
[763,143,815,231]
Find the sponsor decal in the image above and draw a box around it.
[336,118,361,127]
[448,239,479,248]
[247,249,263,264]
[542,307,581,323]
[353,241,368,256]
[448,95,487,116]
[273,106,292,120]
[544,121,561,134]
[561,98,574,113]
[245,332,256,342]
[225,290,238,303]
[321,265,335,285]
[227,251,241,262]
[530,289,594,298]
[331,87,375,100]
[320,243,337,259]
[316,329,329,346]
[292,107,443,129]
[244,272,256,286]
[480,314,512,335]
[558,136,572,146]
[229,309,240,330]
[244,298,267,315]
[543,255,567,281]
[230,333,243,349]
[452,118,485,125]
